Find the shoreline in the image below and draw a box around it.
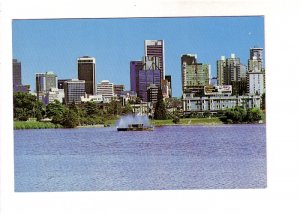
[14,120,265,130]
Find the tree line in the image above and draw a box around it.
[13,92,264,128]
[13,92,132,128]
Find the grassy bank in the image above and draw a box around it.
[151,117,223,126]
[14,121,63,130]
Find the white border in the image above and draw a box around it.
[1,0,300,214]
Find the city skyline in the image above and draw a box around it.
[12,16,264,97]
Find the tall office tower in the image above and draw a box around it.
[181,54,210,93]
[13,59,22,86]
[144,40,165,81]
[130,57,161,102]
[217,56,226,85]
[45,71,58,90]
[138,70,161,102]
[13,59,30,93]
[36,73,46,95]
[247,47,264,96]
[64,79,86,105]
[248,47,263,72]
[224,53,241,85]
[240,64,247,80]
[78,56,96,95]
[36,71,57,101]
[130,60,143,92]
[136,56,161,102]
[97,80,114,101]
[165,75,172,97]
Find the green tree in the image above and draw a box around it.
[69,100,79,113]
[46,100,66,124]
[220,107,263,124]
[62,109,80,128]
[203,110,211,118]
[122,102,133,115]
[250,108,263,122]
[107,100,122,115]
[154,89,167,120]
[84,101,99,118]
[13,92,44,121]
[224,107,247,123]
[172,116,180,124]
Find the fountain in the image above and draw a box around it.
[116,114,153,131]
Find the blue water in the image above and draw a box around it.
[14,124,266,192]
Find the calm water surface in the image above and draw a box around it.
[14,124,266,192]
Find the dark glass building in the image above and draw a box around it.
[13,59,22,86]
[78,56,96,95]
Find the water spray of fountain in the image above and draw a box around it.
[116,114,150,128]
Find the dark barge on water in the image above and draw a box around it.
[117,123,154,131]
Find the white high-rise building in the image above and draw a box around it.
[97,80,115,101]
[247,47,265,95]
[247,72,264,95]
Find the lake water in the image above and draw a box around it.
[14,124,266,192]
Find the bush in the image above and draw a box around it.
[220,107,263,124]
[172,116,180,124]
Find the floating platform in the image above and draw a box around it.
[117,123,153,131]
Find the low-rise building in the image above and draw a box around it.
[131,101,150,115]
[80,94,109,103]
[182,92,261,115]
[46,88,64,104]
[120,91,137,106]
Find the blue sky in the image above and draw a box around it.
[12,16,264,97]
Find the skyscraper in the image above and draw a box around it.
[130,56,162,102]
[181,54,210,93]
[130,60,143,92]
[248,47,263,72]
[136,56,161,101]
[247,47,265,95]
[144,40,165,81]
[217,54,248,95]
[36,71,57,101]
[138,69,161,102]
[13,59,21,86]
[224,53,241,85]
[13,59,30,93]
[78,56,96,95]
[217,56,226,85]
